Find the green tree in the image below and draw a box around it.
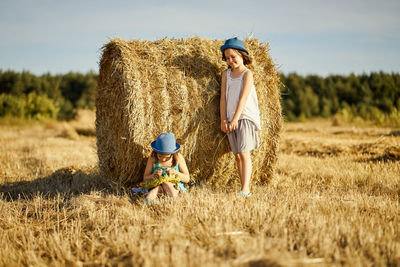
[25,92,59,120]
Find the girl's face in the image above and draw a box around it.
[157,153,172,162]
[224,48,244,69]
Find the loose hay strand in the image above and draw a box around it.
[96,37,282,187]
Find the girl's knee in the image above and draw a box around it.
[237,152,250,160]
[162,183,179,197]
[235,153,241,162]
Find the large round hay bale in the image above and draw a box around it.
[96,37,282,187]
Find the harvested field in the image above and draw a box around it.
[0,116,399,266]
[281,121,400,162]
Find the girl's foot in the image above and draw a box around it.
[238,191,252,198]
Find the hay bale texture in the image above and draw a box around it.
[96,37,282,187]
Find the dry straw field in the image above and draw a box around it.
[0,110,399,266]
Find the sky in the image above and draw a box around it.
[0,0,399,76]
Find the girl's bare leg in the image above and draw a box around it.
[235,153,243,187]
[146,186,161,200]
[162,182,179,198]
[237,152,251,193]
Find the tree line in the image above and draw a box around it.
[280,72,400,124]
[0,69,399,124]
[0,70,96,120]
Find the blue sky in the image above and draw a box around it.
[0,0,399,76]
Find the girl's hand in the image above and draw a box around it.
[221,120,229,133]
[153,169,163,177]
[229,119,239,131]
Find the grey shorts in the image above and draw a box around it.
[227,119,260,154]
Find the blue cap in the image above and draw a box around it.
[220,37,249,55]
[151,133,181,154]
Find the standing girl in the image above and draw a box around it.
[220,37,261,197]
[142,132,190,203]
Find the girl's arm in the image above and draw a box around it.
[229,70,253,131]
[143,156,158,181]
[220,70,229,133]
[166,153,190,183]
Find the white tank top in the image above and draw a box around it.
[226,68,261,130]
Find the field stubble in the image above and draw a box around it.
[0,114,399,266]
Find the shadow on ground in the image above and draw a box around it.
[0,167,141,202]
[387,130,400,137]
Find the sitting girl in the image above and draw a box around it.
[142,132,190,203]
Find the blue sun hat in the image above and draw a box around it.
[151,133,180,154]
[220,37,249,54]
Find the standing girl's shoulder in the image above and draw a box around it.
[242,68,254,85]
